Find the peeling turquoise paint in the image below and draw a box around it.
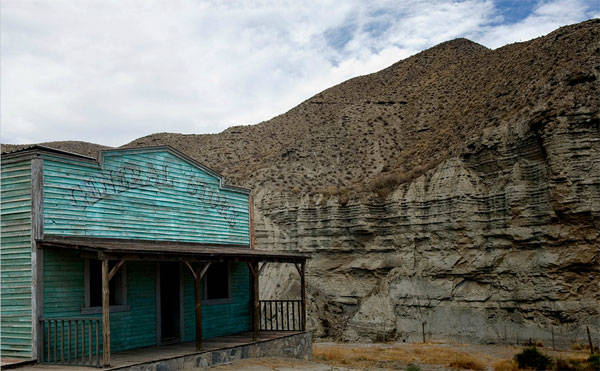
[43,249,250,353]
[1,159,33,359]
[42,149,250,244]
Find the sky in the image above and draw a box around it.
[1,1,598,147]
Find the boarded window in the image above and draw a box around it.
[204,263,230,301]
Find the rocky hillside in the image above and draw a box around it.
[4,19,599,345]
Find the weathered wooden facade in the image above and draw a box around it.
[0,145,308,368]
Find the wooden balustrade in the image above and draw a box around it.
[40,317,102,367]
[259,300,303,331]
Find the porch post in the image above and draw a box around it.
[253,261,259,340]
[300,262,306,331]
[247,261,259,340]
[194,264,202,351]
[101,258,111,367]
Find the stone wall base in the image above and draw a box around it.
[115,332,312,370]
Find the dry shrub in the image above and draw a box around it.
[493,359,519,371]
[448,354,486,370]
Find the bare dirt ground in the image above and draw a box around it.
[210,342,592,370]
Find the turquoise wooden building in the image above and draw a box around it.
[1,145,307,368]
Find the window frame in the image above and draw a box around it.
[81,258,130,314]
[202,262,232,305]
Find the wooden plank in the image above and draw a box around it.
[194,264,202,351]
[88,320,91,364]
[184,261,197,280]
[95,320,99,367]
[198,262,211,279]
[53,320,56,363]
[31,158,43,361]
[300,262,306,331]
[1,158,33,359]
[74,321,78,361]
[101,258,110,367]
[41,151,251,245]
[249,194,255,249]
[258,262,267,275]
[252,262,259,339]
[179,264,185,343]
[108,259,125,281]
[248,262,256,333]
[155,262,161,346]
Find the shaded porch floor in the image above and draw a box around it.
[16,331,307,370]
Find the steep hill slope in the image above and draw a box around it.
[124,20,598,200]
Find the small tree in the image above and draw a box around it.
[514,347,552,370]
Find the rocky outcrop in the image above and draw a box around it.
[256,112,599,345]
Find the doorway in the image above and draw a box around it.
[159,262,180,344]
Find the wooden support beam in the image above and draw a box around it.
[294,263,301,276]
[246,261,260,340]
[198,262,211,280]
[251,262,260,340]
[299,262,306,331]
[108,259,125,281]
[101,258,111,367]
[184,261,197,280]
[194,262,210,351]
[194,265,202,351]
[247,261,256,277]
[258,262,268,276]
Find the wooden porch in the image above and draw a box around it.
[36,235,310,368]
[14,331,311,370]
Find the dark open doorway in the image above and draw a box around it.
[160,262,180,344]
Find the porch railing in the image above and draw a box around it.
[259,299,303,331]
[40,317,102,367]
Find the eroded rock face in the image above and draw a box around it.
[256,114,599,345]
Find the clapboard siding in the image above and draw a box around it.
[183,263,251,342]
[43,249,157,353]
[43,251,250,352]
[1,159,33,359]
[42,149,250,244]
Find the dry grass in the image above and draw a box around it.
[492,359,519,371]
[314,343,493,370]
[448,354,486,370]
[314,343,593,370]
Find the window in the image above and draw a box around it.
[83,259,128,313]
[203,262,231,303]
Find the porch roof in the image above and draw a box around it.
[37,235,309,263]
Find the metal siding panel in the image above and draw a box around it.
[1,159,33,359]
[42,151,250,244]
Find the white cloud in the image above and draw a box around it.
[1,0,597,146]
[472,0,595,48]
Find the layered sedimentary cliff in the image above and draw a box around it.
[256,111,599,345]
[4,19,599,345]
